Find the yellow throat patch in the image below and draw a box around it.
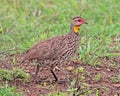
[73,26,80,33]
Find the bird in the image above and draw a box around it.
[20,16,87,82]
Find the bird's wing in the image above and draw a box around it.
[25,35,65,60]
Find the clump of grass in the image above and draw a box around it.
[0,68,30,82]
[12,68,30,82]
[93,73,102,81]
[109,62,117,68]
[67,79,78,92]
[95,89,99,96]
[67,67,89,96]
[110,74,120,83]
[74,67,85,81]
[75,67,84,73]
[0,83,23,96]
[0,69,13,80]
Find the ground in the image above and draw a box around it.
[0,54,120,96]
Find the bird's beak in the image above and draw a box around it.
[83,20,88,24]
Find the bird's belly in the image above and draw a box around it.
[32,58,59,68]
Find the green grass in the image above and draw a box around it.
[0,0,120,63]
[110,74,120,83]
[0,82,23,96]
[0,0,120,95]
[0,68,30,82]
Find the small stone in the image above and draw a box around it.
[66,66,74,71]
[107,68,111,71]
[55,66,60,71]
[113,83,120,88]
[96,68,101,71]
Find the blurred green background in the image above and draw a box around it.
[0,0,120,64]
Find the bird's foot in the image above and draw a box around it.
[58,79,66,84]
[52,79,57,84]
[52,79,66,84]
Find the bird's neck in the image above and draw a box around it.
[70,24,79,36]
[69,25,81,45]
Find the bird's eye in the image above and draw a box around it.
[78,19,82,22]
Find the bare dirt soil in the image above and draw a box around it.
[0,54,120,96]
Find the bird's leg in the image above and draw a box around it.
[50,69,58,82]
[50,69,66,84]
[33,64,40,83]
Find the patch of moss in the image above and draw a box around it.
[12,68,30,82]
[110,74,120,83]
[93,73,102,81]
[0,68,30,82]
[0,69,13,80]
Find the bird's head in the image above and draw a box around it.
[71,16,87,33]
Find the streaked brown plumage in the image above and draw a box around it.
[21,16,87,82]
